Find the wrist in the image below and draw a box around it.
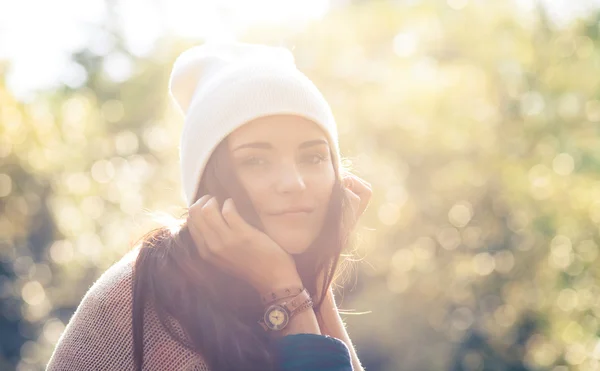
[316,290,338,325]
[252,269,303,295]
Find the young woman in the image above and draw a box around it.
[47,42,371,371]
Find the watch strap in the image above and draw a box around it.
[281,289,311,314]
[261,287,303,306]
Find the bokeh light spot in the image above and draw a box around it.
[0,173,13,197]
[21,281,46,306]
[49,240,74,264]
[447,0,469,10]
[91,159,116,183]
[393,32,418,58]
[473,253,495,276]
[437,227,461,250]
[42,319,65,345]
[378,202,401,226]
[101,99,125,123]
[115,130,139,156]
[557,288,577,312]
[552,153,575,176]
[448,201,473,228]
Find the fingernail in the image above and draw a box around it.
[223,198,232,209]
[194,195,211,207]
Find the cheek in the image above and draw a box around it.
[237,175,270,212]
[311,170,336,212]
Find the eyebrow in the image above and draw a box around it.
[232,139,329,152]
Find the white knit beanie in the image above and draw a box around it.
[169,42,341,207]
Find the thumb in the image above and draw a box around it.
[342,175,354,189]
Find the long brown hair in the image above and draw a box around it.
[131,135,353,370]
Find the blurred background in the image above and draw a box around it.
[2,0,600,370]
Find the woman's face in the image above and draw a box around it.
[227,114,336,254]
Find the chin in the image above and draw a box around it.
[268,230,316,255]
[280,242,311,255]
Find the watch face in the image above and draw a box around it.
[264,305,289,331]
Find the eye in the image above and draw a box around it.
[241,156,267,167]
[302,153,329,165]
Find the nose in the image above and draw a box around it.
[273,163,307,194]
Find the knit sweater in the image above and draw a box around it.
[46,250,352,370]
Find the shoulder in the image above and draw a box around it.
[85,248,138,304]
[47,248,210,370]
[46,250,137,369]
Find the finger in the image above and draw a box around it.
[201,197,232,238]
[342,175,354,189]
[192,194,212,208]
[187,215,212,260]
[186,215,204,244]
[189,194,212,220]
[358,196,370,216]
[343,175,372,214]
[221,198,254,236]
[344,187,361,213]
[342,191,360,227]
[343,174,371,195]
[188,194,213,241]
[195,205,224,256]
[188,195,211,237]
[352,187,371,216]
[352,177,372,203]
[353,175,372,192]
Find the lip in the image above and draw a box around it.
[271,211,312,223]
[271,207,315,215]
[277,211,311,216]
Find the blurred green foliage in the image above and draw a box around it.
[2,1,600,370]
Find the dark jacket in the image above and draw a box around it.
[273,333,353,371]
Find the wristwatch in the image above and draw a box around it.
[258,288,313,331]
[261,287,304,306]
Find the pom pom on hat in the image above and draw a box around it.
[169,52,227,114]
[170,42,340,207]
[169,43,295,114]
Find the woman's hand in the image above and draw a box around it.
[187,195,302,294]
[314,173,372,298]
[342,173,372,229]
